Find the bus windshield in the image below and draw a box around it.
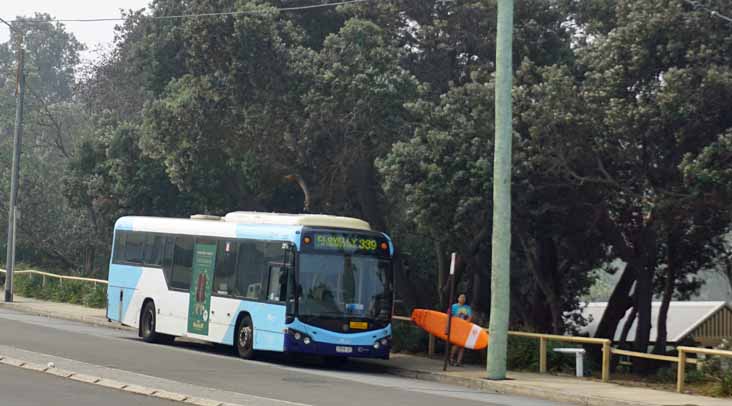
[297,253,392,321]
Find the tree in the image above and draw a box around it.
[290,18,423,228]
[0,14,99,273]
[562,0,732,367]
[379,71,606,331]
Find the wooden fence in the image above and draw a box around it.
[0,269,107,287]
[392,314,732,392]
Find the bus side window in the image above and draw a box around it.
[237,241,263,300]
[161,236,175,285]
[143,234,163,266]
[236,241,286,300]
[267,264,286,302]
[113,231,127,263]
[170,236,193,290]
[214,240,238,296]
[124,232,145,264]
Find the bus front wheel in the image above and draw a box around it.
[235,315,255,359]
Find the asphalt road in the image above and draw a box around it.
[0,309,563,406]
[0,363,179,406]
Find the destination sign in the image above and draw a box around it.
[315,234,377,251]
[302,232,390,256]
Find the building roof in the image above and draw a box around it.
[580,301,732,343]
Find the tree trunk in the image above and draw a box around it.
[619,305,637,348]
[594,264,637,340]
[593,206,638,342]
[632,224,657,372]
[652,271,674,355]
[435,240,447,310]
[392,252,418,315]
[284,174,311,212]
[521,236,565,334]
[633,267,653,362]
[610,304,637,370]
[84,246,95,276]
[527,282,553,332]
[352,157,386,232]
[471,270,481,311]
[653,232,677,356]
[469,248,490,311]
[589,264,636,365]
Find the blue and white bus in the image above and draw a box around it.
[106,212,394,360]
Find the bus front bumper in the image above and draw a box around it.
[284,334,390,359]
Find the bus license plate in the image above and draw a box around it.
[336,346,353,353]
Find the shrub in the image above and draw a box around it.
[391,319,429,353]
[701,339,732,397]
[656,365,706,384]
[713,373,732,397]
[654,366,676,383]
[507,335,584,373]
[13,273,107,308]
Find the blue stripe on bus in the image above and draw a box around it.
[108,264,143,289]
[223,300,287,351]
[383,233,395,256]
[106,264,143,322]
[235,224,302,248]
[286,318,391,346]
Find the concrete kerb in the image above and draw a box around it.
[153,390,189,402]
[0,352,243,406]
[184,397,225,406]
[0,301,134,332]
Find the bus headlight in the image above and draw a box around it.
[287,328,312,344]
[373,342,381,349]
[380,338,388,346]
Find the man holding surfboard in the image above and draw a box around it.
[449,294,472,366]
[411,296,488,362]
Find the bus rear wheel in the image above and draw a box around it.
[235,315,255,359]
[140,301,173,344]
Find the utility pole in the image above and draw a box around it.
[3,19,25,303]
[442,253,457,371]
[486,0,514,380]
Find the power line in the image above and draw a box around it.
[682,0,732,24]
[0,17,21,33]
[5,0,373,24]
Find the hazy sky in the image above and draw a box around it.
[1,0,151,60]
